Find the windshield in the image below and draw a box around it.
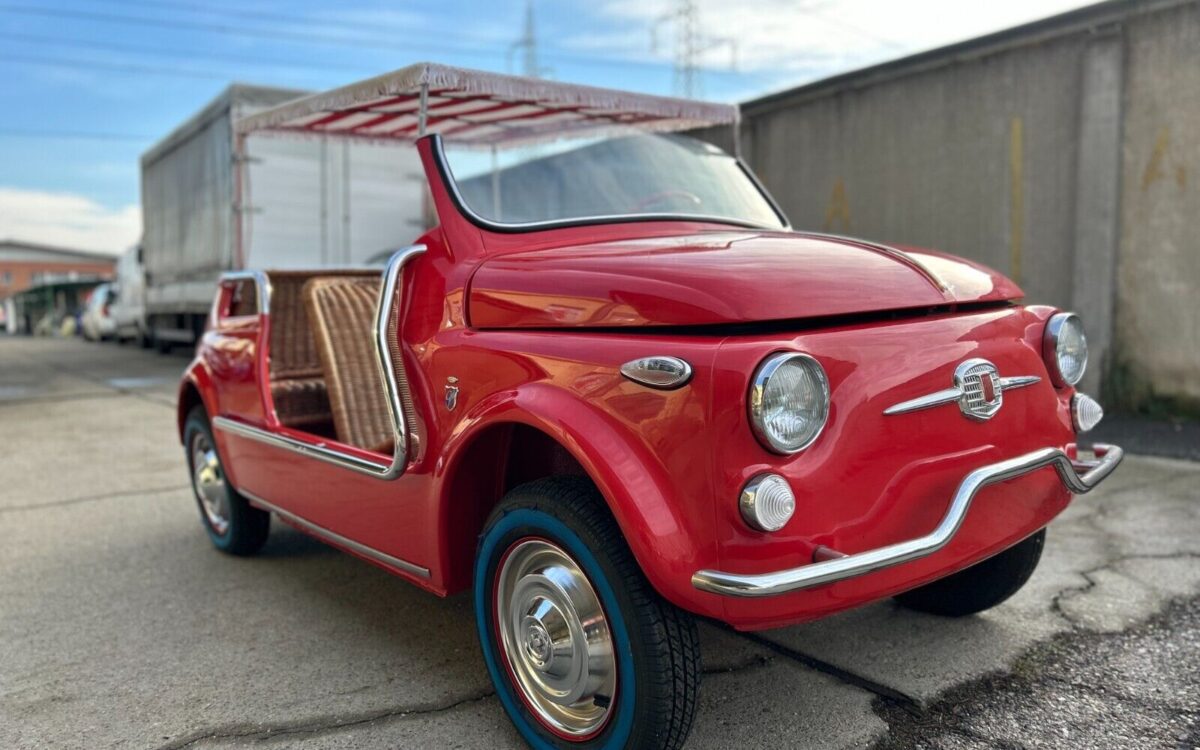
[441,132,786,230]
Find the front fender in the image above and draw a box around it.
[439,381,723,620]
[177,360,218,440]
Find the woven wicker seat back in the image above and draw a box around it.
[268,274,324,380]
[303,276,394,453]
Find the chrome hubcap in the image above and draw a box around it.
[191,433,229,535]
[496,539,615,738]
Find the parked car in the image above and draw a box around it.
[111,244,149,346]
[81,282,116,341]
[178,64,1123,750]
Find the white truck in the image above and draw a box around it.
[140,84,427,350]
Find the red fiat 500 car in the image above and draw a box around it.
[178,64,1122,750]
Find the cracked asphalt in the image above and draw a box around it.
[1,336,1197,749]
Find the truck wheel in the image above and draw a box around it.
[475,477,700,750]
[894,529,1045,617]
[183,405,269,556]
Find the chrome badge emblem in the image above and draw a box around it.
[954,358,1003,421]
[882,358,1041,420]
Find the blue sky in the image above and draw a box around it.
[0,0,1093,252]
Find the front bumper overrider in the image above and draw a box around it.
[692,443,1124,597]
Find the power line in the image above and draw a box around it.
[116,0,503,48]
[0,128,153,142]
[0,51,231,80]
[0,31,372,74]
[0,3,763,79]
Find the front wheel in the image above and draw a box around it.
[183,405,270,556]
[894,529,1045,617]
[475,477,700,750]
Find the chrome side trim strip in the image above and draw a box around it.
[692,443,1124,597]
[884,374,1040,416]
[238,488,431,579]
[213,416,391,475]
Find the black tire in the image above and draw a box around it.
[894,529,1045,617]
[475,477,701,750]
[183,405,269,556]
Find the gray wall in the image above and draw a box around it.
[1116,2,1200,403]
[740,0,1199,407]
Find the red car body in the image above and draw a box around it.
[179,135,1105,631]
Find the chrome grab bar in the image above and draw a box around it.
[692,443,1124,598]
[372,244,427,478]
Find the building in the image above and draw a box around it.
[738,0,1199,413]
[1,240,116,334]
[0,240,116,298]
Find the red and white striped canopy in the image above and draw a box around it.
[234,62,737,147]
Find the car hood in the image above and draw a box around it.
[467,230,1022,329]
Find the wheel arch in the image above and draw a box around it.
[434,383,717,618]
[176,364,216,442]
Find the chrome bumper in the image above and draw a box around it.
[692,443,1124,598]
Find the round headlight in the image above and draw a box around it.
[1043,312,1089,387]
[749,353,830,454]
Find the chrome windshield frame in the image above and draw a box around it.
[427,133,791,235]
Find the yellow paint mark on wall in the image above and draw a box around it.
[1141,128,1188,192]
[823,179,850,232]
[1142,128,1170,190]
[1009,117,1024,285]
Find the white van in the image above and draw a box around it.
[111,244,149,346]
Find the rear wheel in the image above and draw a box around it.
[894,529,1045,617]
[183,405,269,555]
[475,477,700,749]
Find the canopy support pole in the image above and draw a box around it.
[417,83,429,136]
[491,144,501,220]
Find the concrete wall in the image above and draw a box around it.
[740,0,1199,407]
[1116,2,1200,403]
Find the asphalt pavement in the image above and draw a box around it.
[1,335,1197,749]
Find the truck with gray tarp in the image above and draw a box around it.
[140,84,426,349]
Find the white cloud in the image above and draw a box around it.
[0,187,139,255]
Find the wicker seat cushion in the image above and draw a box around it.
[271,377,331,428]
[302,276,393,452]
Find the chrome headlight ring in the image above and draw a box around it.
[1043,312,1089,387]
[748,352,831,454]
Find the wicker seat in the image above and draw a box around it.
[270,378,332,430]
[302,276,394,453]
[262,273,331,432]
